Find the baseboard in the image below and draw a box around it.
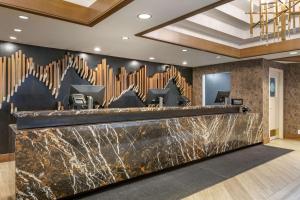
[0,153,15,163]
[284,133,300,140]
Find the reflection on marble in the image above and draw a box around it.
[12,113,262,199]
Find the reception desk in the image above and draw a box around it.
[10,106,263,199]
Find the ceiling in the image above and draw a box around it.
[169,0,300,48]
[0,0,299,67]
[0,0,133,26]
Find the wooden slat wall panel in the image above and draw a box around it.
[7,57,11,102]
[0,57,2,108]
[3,57,6,102]
[0,53,192,111]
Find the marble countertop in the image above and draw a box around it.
[13,106,242,130]
[14,105,239,118]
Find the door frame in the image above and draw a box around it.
[269,67,284,140]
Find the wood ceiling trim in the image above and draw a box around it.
[143,28,240,58]
[273,55,300,62]
[142,28,300,59]
[240,39,300,58]
[89,0,133,26]
[0,0,133,26]
[136,0,300,60]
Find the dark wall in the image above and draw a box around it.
[283,63,300,136]
[0,41,192,154]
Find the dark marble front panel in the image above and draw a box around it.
[12,113,262,199]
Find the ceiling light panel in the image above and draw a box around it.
[64,0,97,7]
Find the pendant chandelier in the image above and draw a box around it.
[247,0,300,42]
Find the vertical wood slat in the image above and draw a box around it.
[0,53,193,108]
[102,59,107,105]
[29,58,33,75]
[53,62,57,95]
[7,57,11,102]
[18,51,22,86]
[43,66,47,84]
[0,57,2,106]
[25,58,29,78]
[22,53,25,82]
[110,67,113,101]
[3,57,6,102]
[49,64,53,89]
[39,66,43,81]
[11,54,15,96]
[15,51,19,91]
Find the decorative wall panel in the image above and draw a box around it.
[0,51,192,111]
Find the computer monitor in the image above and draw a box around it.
[146,88,170,105]
[70,85,105,107]
[214,91,230,104]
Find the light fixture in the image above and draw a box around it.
[19,15,29,20]
[94,47,101,52]
[182,49,188,52]
[14,28,22,32]
[64,0,97,7]
[289,51,298,55]
[149,57,155,60]
[138,13,152,20]
[247,0,300,42]
[182,61,188,65]
[9,36,17,40]
[122,36,129,40]
[216,55,222,59]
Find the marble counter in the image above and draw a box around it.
[10,109,263,199]
[13,106,240,129]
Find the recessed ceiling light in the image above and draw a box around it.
[138,13,152,20]
[182,61,188,65]
[182,49,188,52]
[19,15,29,20]
[9,36,17,40]
[14,28,22,32]
[149,57,155,60]
[122,36,129,40]
[216,55,222,59]
[94,47,101,52]
[289,51,298,55]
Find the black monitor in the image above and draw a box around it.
[214,91,230,104]
[146,88,170,105]
[70,85,105,107]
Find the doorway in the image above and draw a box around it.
[269,68,283,140]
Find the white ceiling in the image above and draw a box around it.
[170,0,300,48]
[0,0,298,67]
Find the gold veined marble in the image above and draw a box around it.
[11,113,262,199]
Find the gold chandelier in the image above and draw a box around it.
[248,0,300,42]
